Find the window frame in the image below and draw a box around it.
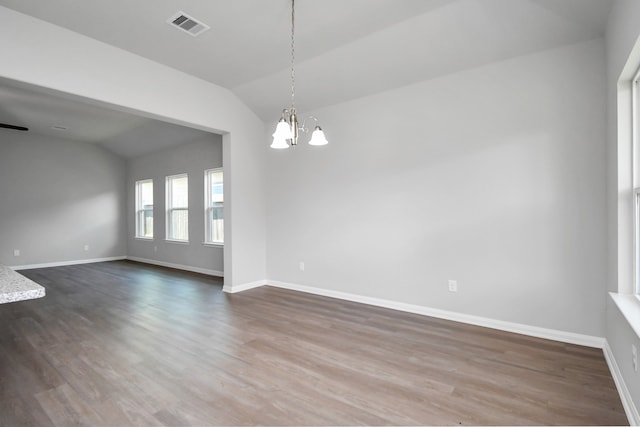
[134,179,154,240]
[204,168,224,246]
[165,173,189,243]
[634,65,640,295]
[635,189,640,294]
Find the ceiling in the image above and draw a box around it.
[0,78,214,158]
[0,0,613,157]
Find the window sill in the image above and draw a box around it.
[135,237,154,241]
[165,239,189,245]
[203,242,224,247]
[610,292,640,339]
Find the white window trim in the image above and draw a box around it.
[166,173,189,243]
[635,188,640,295]
[203,242,224,248]
[634,65,640,295]
[204,168,224,245]
[135,179,154,239]
[614,60,640,346]
[166,239,190,245]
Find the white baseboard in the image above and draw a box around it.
[604,342,640,426]
[11,256,127,270]
[223,280,267,294]
[267,280,605,348]
[126,256,223,277]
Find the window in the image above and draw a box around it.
[166,173,189,241]
[135,179,153,238]
[635,66,640,294]
[205,168,224,244]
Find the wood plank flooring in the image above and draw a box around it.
[0,260,627,426]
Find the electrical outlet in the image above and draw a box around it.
[633,345,638,372]
[13,249,20,257]
[448,280,457,292]
[84,244,89,251]
[299,261,305,272]
[154,246,158,252]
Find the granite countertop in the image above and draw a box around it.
[0,264,45,304]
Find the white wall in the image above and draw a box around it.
[127,136,224,275]
[606,0,640,297]
[267,39,607,337]
[0,6,267,289]
[0,132,126,266]
[605,0,640,418]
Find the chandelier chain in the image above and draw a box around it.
[290,0,296,110]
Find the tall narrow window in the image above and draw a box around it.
[166,173,189,242]
[135,179,153,239]
[634,66,640,294]
[204,168,223,244]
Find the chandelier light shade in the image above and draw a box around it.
[271,116,293,149]
[270,134,290,149]
[309,126,328,146]
[271,0,328,149]
[273,118,293,140]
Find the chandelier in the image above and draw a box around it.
[271,0,328,149]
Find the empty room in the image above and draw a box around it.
[1,0,640,425]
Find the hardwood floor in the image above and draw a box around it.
[0,260,627,426]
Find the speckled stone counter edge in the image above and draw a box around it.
[0,264,45,304]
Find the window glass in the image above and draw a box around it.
[166,174,188,241]
[205,169,223,244]
[135,179,153,238]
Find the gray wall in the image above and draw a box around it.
[127,136,223,274]
[267,39,607,337]
[0,131,127,266]
[606,0,640,416]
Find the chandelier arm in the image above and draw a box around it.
[299,115,320,133]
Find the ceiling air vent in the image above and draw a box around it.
[167,11,210,37]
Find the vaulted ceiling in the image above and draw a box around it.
[0,0,612,157]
